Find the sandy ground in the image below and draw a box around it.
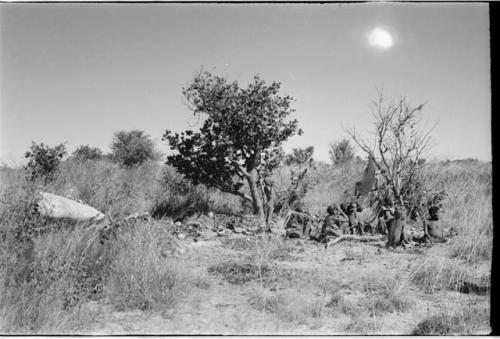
[83,232,491,335]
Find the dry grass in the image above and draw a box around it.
[424,160,492,265]
[411,298,490,335]
[0,186,112,333]
[0,158,492,334]
[105,221,188,312]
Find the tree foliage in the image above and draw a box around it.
[111,130,160,167]
[346,90,436,210]
[163,71,302,217]
[284,146,316,211]
[71,145,103,163]
[284,146,314,166]
[329,139,355,165]
[24,142,66,184]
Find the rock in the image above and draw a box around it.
[175,221,182,227]
[35,191,105,222]
[233,227,244,234]
[177,233,186,240]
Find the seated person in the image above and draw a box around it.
[285,205,312,239]
[423,203,451,243]
[319,204,347,241]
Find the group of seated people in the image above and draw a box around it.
[319,203,359,239]
[317,194,452,245]
[285,191,453,247]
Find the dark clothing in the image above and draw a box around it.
[428,206,440,221]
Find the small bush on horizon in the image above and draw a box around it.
[24,142,66,184]
[71,145,103,163]
[111,129,161,168]
[329,139,355,165]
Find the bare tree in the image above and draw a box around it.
[346,90,436,207]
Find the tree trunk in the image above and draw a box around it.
[386,217,403,247]
[247,168,265,219]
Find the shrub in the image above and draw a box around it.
[24,142,66,184]
[111,130,161,168]
[329,139,355,165]
[71,145,103,163]
[151,166,211,220]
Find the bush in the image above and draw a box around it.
[24,142,66,184]
[71,145,103,163]
[150,166,211,220]
[329,139,355,165]
[111,130,161,168]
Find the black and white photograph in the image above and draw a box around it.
[0,2,492,335]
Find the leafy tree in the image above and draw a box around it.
[284,146,314,166]
[24,142,66,184]
[111,130,160,167]
[163,71,301,218]
[71,145,103,163]
[329,139,355,165]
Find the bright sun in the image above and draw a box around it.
[368,28,393,49]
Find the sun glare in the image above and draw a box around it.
[368,28,393,49]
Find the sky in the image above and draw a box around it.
[0,3,491,166]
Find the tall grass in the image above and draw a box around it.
[302,160,365,215]
[423,160,492,264]
[0,163,204,333]
[0,180,113,333]
[106,220,187,312]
